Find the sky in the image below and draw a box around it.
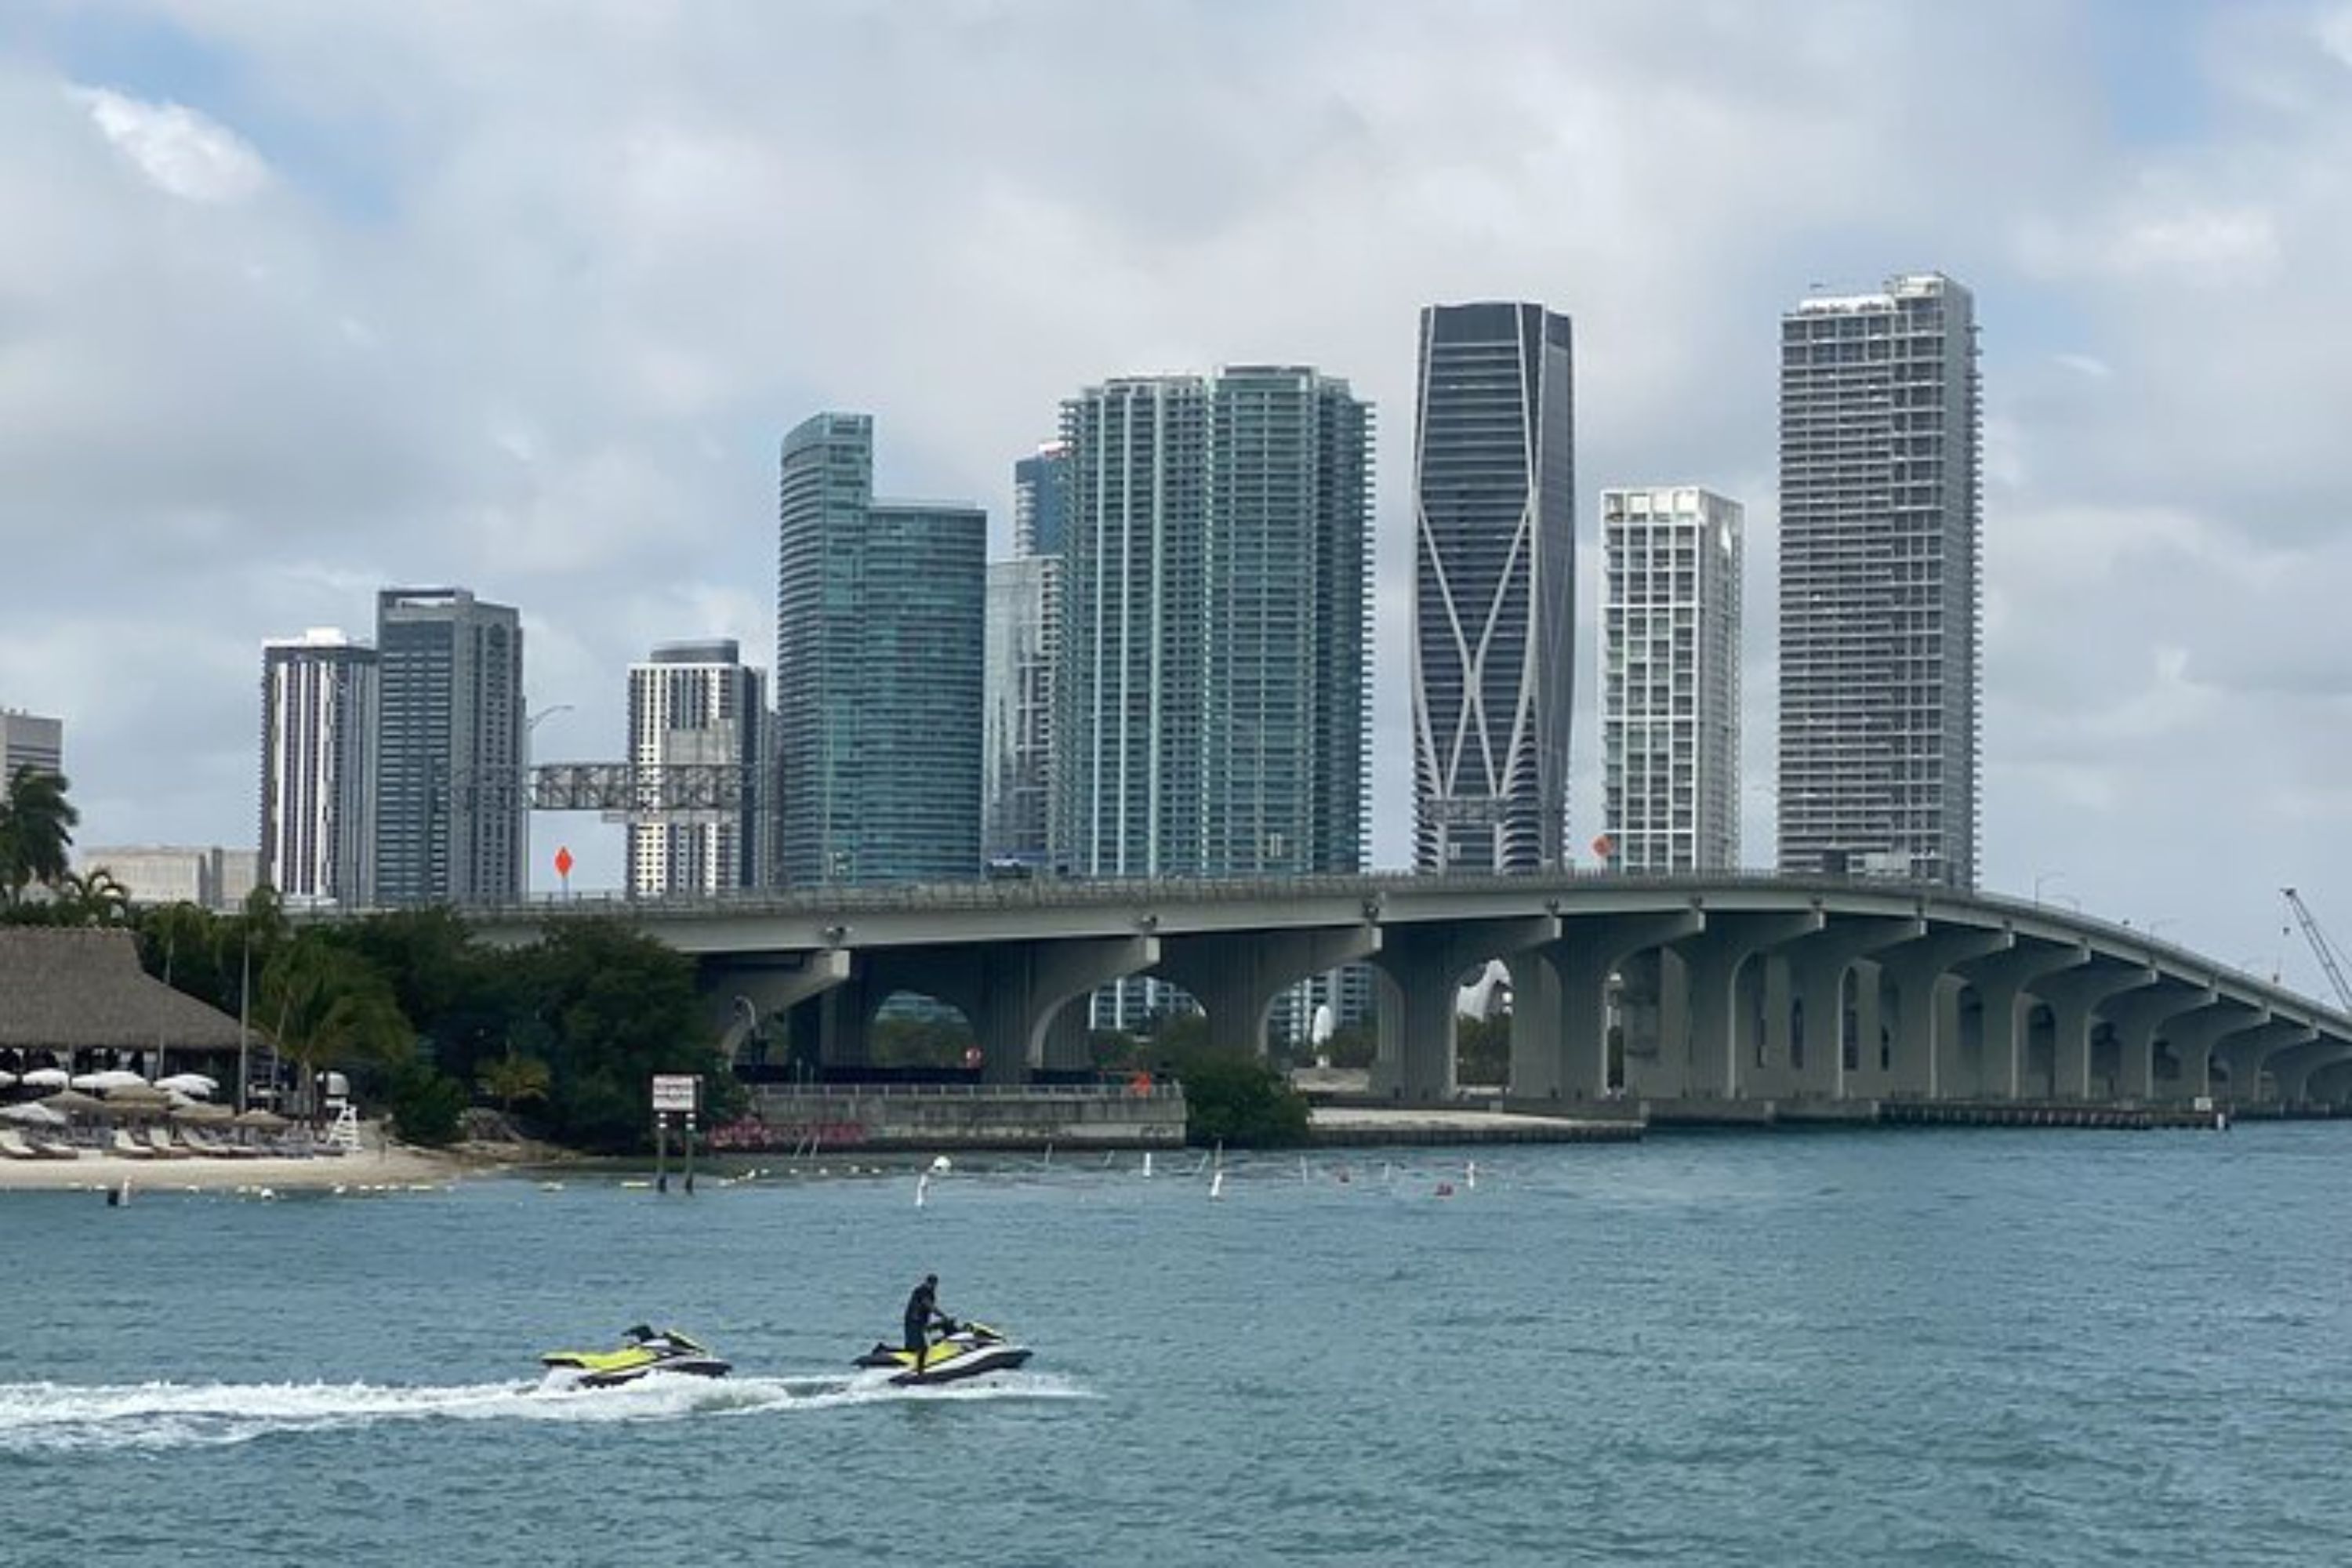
[3,0,2350,996]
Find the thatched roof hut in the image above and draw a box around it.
[0,928,245,1062]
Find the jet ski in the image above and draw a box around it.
[539,1326,731,1388]
[855,1319,1032,1386]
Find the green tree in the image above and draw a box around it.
[385,1059,468,1146]
[1458,1014,1512,1088]
[261,932,413,1116]
[53,867,132,927]
[1321,1022,1376,1069]
[520,919,729,1151]
[0,764,78,907]
[1180,1054,1311,1148]
[477,1047,553,1116]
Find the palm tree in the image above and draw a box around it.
[261,934,411,1119]
[0,764,78,907]
[477,1047,553,1117]
[55,868,132,927]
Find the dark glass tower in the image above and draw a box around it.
[372,587,524,906]
[775,413,985,886]
[1410,303,1575,873]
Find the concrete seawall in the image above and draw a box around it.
[736,1084,1188,1150]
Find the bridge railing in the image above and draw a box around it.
[746,1081,1186,1102]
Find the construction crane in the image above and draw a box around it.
[2281,887,2352,1011]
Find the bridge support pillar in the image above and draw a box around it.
[2097,984,2216,1102]
[2031,965,2156,1101]
[1512,910,1703,1102]
[1957,943,2089,1101]
[1370,918,1556,1102]
[969,937,1162,1082]
[1156,926,1381,1062]
[1666,912,1824,1100]
[702,949,852,1065]
[2265,1039,2351,1105]
[1878,927,2012,1099]
[1778,917,1923,1100]
[2160,1001,2263,1105]
[2219,1021,2313,1106]
[2297,1050,2352,1107]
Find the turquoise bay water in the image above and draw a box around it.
[5,1126,2351,1566]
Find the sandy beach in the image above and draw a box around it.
[0,1127,472,1192]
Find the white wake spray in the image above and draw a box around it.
[0,1370,1091,1454]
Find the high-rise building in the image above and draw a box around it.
[1013,440,1071,558]
[1410,302,1575,874]
[775,413,985,887]
[1777,274,1981,888]
[1059,366,1371,1029]
[259,628,378,907]
[79,845,257,912]
[1601,487,1744,873]
[372,586,526,906]
[982,557,1058,871]
[626,640,765,898]
[0,708,63,782]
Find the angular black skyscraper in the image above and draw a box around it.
[1410,303,1575,873]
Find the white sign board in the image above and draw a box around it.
[651,1074,701,1112]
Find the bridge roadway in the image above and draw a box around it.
[466,873,2352,1112]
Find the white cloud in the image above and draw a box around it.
[1,2,2350,982]
[71,85,269,203]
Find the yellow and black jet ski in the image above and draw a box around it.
[855,1319,1033,1386]
[540,1326,731,1389]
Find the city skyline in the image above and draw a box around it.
[6,3,2350,983]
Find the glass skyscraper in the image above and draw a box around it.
[775,413,985,887]
[1012,440,1070,557]
[982,557,1058,871]
[1058,367,1370,1027]
[372,587,524,906]
[1410,302,1575,873]
[1777,274,1981,888]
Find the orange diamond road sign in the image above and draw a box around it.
[554,846,575,877]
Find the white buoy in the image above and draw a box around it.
[1142,1150,1153,1178]
[916,1171,931,1209]
[1466,1160,1479,1191]
[1299,1155,1309,1183]
[928,1154,953,1174]
[1210,1168,1225,1201]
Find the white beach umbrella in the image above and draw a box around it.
[0,1101,68,1127]
[156,1074,217,1098]
[0,1070,16,1089]
[22,1068,70,1090]
[74,1069,147,1092]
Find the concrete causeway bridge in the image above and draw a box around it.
[470,874,2352,1114]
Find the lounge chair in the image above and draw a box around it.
[143,1127,194,1160]
[108,1128,160,1160]
[180,1128,260,1159]
[0,1129,53,1161]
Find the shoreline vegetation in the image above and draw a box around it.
[5,767,1324,1154]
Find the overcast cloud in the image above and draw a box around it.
[3,1,2350,995]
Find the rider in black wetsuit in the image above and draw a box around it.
[903,1274,952,1375]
